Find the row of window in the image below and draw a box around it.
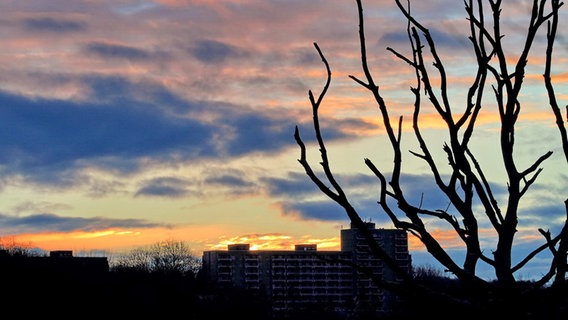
[272,288,354,295]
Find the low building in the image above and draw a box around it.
[0,249,109,277]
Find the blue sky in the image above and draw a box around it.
[0,0,567,281]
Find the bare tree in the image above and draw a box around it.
[295,0,568,317]
[0,236,45,257]
[111,239,201,276]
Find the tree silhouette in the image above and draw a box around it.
[295,0,568,317]
[111,239,200,276]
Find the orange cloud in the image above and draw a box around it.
[204,233,340,251]
[3,224,228,255]
[6,229,146,253]
[408,229,465,251]
[408,227,499,252]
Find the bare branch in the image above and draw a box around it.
[295,40,413,284]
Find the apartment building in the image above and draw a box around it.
[201,222,411,317]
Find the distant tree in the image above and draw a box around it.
[0,236,45,257]
[111,239,201,276]
[412,264,446,280]
[295,0,568,318]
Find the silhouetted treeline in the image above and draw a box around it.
[1,250,567,319]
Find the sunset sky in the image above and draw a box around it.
[1,0,567,280]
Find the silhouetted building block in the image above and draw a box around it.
[228,243,250,251]
[202,223,411,317]
[0,250,109,277]
[50,250,73,257]
[0,249,111,316]
[294,244,317,251]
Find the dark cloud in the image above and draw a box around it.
[225,113,292,155]
[190,39,246,63]
[262,172,322,197]
[264,170,504,226]
[279,198,388,224]
[0,90,215,179]
[296,114,380,143]
[396,174,460,210]
[84,42,152,60]
[204,173,256,188]
[0,73,360,189]
[135,177,192,198]
[518,204,567,233]
[281,200,346,221]
[379,27,465,49]
[201,172,258,197]
[265,172,379,200]
[78,74,202,118]
[23,17,87,32]
[0,213,167,235]
[268,166,563,234]
[265,171,389,223]
[379,31,409,45]
[429,28,468,48]
[342,170,567,233]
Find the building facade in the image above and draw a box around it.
[201,222,411,317]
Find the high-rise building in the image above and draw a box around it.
[340,222,411,313]
[201,222,411,317]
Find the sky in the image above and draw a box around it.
[1,0,568,281]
